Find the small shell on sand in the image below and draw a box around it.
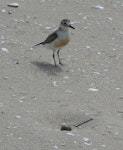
[7,3,19,8]
[88,88,99,92]
[92,5,104,10]
[1,48,9,53]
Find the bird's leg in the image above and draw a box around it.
[57,49,63,65]
[53,51,57,67]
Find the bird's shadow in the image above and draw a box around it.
[31,61,62,75]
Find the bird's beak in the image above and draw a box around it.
[69,25,75,29]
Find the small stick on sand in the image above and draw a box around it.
[74,118,93,127]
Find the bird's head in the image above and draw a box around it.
[60,19,75,30]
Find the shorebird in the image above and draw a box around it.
[32,19,75,66]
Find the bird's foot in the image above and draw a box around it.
[54,63,57,67]
[59,61,64,66]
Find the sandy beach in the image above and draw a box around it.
[0,0,123,149]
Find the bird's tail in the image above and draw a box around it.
[32,42,43,49]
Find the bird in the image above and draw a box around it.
[32,19,75,67]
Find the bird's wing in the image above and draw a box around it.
[41,31,58,44]
[32,31,57,48]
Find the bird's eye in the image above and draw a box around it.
[64,22,66,25]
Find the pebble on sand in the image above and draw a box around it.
[61,124,72,131]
